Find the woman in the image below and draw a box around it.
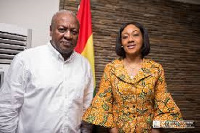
[82,22,183,133]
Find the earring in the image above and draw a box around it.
[121,45,123,48]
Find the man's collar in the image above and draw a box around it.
[48,42,76,63]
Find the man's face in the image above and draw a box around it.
[50,13,79,58]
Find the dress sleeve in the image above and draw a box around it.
[0,55,26,133]
[82,64,114,128]
[153,65,183,121]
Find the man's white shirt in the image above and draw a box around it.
[0,42,94,133]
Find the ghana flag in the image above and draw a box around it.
[75,0,96,88]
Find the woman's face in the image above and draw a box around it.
[121,24,143,57]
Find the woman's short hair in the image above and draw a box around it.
[115,22,150,58]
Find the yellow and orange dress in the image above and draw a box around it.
[82,58,183,133]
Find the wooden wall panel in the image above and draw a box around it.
[60,0,200,132]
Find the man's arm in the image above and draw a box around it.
[81,67,94,133]
[0,55,25,132]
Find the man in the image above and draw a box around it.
[0,10,94,133]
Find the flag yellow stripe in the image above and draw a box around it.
[81,34,96,85]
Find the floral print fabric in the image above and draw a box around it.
[82,59,183,133]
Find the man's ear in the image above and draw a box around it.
[50,26,53,37]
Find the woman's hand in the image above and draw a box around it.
[109,127,118,133]
[152,128,161,133]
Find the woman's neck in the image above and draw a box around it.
[123,55,143,79]
[124,55,143,65]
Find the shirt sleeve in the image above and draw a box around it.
[82,66,94,113]
[81,64,94,133]
[153,65,183,121]
[0,55,26,133]
[82,64,114,128]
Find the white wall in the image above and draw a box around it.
[0,0,59,47]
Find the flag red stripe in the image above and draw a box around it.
[75,0,92,53]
